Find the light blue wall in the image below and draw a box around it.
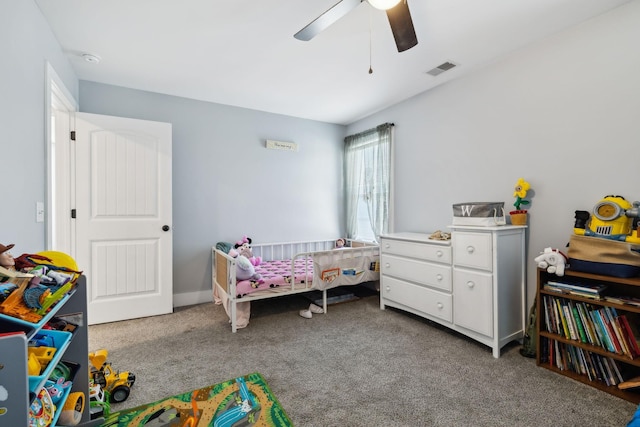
[7,0,640,308]
[79,82,346,304]
[0,1,78,252]
[347,1,640,304]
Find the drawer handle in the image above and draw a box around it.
[437,302,443,310]
[385,263,391,269]
[385,243,390,249]
[467,281,475,288]
[385,286,391,292]
[436,250,443,257]
[436,274,443,281]
[466,246,475,254]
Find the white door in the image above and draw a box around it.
[74,112,173,325]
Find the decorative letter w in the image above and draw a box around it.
[460,205,474,216]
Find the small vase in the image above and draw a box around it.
[510,210,528,225]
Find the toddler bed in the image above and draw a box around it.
[212,239,379,332]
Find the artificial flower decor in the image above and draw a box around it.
[510,178,531,225]
[512,178,531,212]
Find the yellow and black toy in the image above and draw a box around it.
[574,195,640,244]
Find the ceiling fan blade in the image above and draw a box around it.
[386,0,418,52]
[294,0,362,41]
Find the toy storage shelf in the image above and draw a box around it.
[536,268,640,404]
[0,275,103,426]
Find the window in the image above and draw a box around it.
[344,123,393,242]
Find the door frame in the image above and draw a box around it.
[45,62,78,252]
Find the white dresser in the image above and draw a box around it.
[380,226,526,358]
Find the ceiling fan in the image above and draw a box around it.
[294,0,418,53]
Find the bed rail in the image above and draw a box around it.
[250,239,376,261]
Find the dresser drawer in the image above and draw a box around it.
[381,254,452,292]
[380,238,451,264]
[453,231,493,271]
[453,269,493,337]
[382,276,452,322]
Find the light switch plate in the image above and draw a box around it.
[36,202,44,223]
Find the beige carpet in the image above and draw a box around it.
[89,285,638,426]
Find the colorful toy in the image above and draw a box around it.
[235,255,262,284]
[534,248,567,277]
[574,195,640,243]
[229,236,261,266]
[58,391,85,426]
[0,250,81,322]
[45,377,72,405]
[27,346,57,375]
[89,349,136,404]
[0,282,17,302]
[28,388,55,427]
[227,236,263,285]
[89,383,109,419]
[0,278,43,323]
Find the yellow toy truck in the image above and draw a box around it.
[89,349,136,403]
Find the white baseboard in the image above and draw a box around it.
[173,289,213,308]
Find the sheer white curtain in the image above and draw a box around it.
[344,123,393,242]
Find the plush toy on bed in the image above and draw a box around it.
[229,235,262,267]
[534,247,567,276]
[235,255,262,285]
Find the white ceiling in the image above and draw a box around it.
[35,0,632,125]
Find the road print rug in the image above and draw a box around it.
[100,372,292,427]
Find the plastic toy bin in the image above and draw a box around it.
[28,329,73,391]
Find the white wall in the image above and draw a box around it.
[347,1,640,305]
[0,1,78,252]
[79,82,346,304]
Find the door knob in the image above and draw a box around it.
[162,225,170,232]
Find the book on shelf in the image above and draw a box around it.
[590,309,614,353]
[562,304,578,340]
[577,303,598,346]
[570,302,588,343]
[542,296,553,334]
[547,296,559,334]
[542,338,626,386]
[601,307,624,355]
[604,295,640,307]
[543,283,603,300]
[546,280,607,295]
[606,306,633,357]
[555,299,571,339]
[542,293,640,359]
[619,314,640,357]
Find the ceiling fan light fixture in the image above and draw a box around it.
[367,0,401,11]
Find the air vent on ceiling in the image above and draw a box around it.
[426,61,457,77]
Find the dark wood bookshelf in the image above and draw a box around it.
[536,267,640,404]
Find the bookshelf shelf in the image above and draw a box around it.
[536,268,640,404]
